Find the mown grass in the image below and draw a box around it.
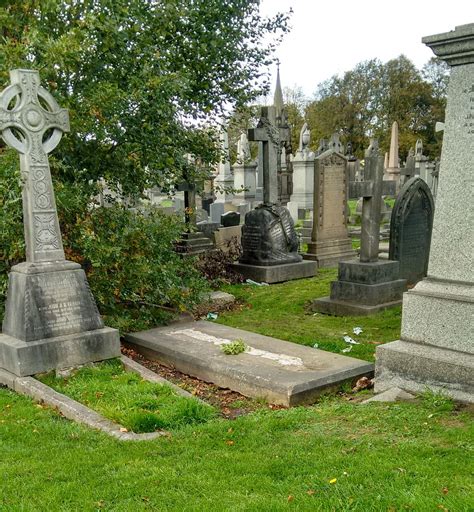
[37,359,216,433]
[1,387,472,511]
[218,269,401,362]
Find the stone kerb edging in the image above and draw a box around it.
[0,356,203,441]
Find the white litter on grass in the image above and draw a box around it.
[245,279,269,286]
[341,346,352,353]
[207,313,218,320]
[167,328,304,367]
[353,327,363,335]
[313,343,319,349]
[343,335,359,345]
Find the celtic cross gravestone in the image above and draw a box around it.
[0,69,120,377]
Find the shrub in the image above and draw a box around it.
[0,150,208,331]
[195,236,244,288]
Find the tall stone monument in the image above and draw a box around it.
[0,69,120,376]
[311,140,406,315]
[287,123,315,222]
[232,132,257,203]
[303,133,355,268]
[385,121,401,191]
[376,24,474,402]
[214,129,234,205]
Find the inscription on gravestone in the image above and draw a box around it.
[464,84,474,134]
[389,177,435,285]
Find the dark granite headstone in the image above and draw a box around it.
[240,204,302,266]
[201,197,214,214]
[389,177,435,285]
[221,211,240,227]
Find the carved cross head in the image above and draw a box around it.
[0,69,69,158]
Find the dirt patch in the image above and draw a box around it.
[121,346,285,419]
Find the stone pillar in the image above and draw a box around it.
[376,24,474,402]
[287,149,315,222]
[385,121,401,191]
[214,129,234,204]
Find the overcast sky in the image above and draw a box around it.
[260,0,474,98]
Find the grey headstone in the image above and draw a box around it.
[210,202,225,224]
[389,177,435,285]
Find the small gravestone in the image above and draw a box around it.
[389,177,434,285]
[0,69,120,376]
[221,211,240,227]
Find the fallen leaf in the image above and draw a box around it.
[142,497,150,502]
[287,495,294,502]
[119,427,128,433]
[306,490,316,496]
[227,428,234,434]
[329,478,337,484]
[442,487,449,495]
[225,440,234,446]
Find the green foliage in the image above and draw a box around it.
[63,201,209,331]
[37,359,216,432]
[0,149,24,314]
[0,0,291,194]
[221,338,247,355]
[305,55,447,160]
[0,150,209,330]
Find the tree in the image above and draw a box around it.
[0,0,291,195]
[304,56,446,160]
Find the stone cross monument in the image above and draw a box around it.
[376,24,474,402]
[311,140,406,316]
[0,69,120,377]
[351,140,396,263]
[247,105,289,205]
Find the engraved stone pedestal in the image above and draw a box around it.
[0,261,119,376]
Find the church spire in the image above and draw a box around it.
[273,60,284,119]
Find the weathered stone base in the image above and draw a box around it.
[375,340,474,403]
[0,328,120,377]
[175,232,214,255]
[374,277,474,403]
[310,259,406,316]
[231,260,317,284]
[124,320,374,406]
[311,297,402,316]
[304,238,355,268]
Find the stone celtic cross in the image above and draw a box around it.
[0,69,69,263]
[248,106,290,205]
[349,140,396,262]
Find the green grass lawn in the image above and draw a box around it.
[1,387,472,511]
[37,359,216,433]
[217,269,401,362]
[2,273,472,510]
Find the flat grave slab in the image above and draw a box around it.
[124,321,374,406]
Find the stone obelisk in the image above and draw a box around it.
[0,69,120,376]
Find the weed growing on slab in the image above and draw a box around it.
[221,339,247,355]
[37,359,216,433]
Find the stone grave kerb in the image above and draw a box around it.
[0,69,69,263]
